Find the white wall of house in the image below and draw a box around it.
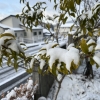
[15,30,25,42]
[54,25,77,36]
[32,29,43,42]
[0,27,5,33]
[0,15,44,43]
[0,17,13,27]
[1,16,20,28]
[12,16,20,28]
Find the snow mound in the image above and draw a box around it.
[57,66,100,100]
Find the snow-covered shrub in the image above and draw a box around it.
[28,43,80,78]
[0,29,30,70]
[1,77,38,100]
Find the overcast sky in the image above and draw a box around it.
[0,0,56,20]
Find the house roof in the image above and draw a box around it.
[0,23,24,31]
[61,22,74,27]
[32,25,43,29]
[0,23,10,29]
[10,27,24,31]
[0,15,16,22]
[43,28,55,34]
[20,23,43,30]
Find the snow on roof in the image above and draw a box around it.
[32,25,43,29]
[61,22,74,27]
[0,23,10,29]
[10,27,24,31]
[43,28,55,34]
[0,15,16,22]
[43,29,50,33]
[0,23,24,31]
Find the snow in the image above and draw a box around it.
[4,29,15,36]
[43,29,50,33]
[93,56,100,66]
[41,43,59,51]
[40,59,45,69]
[1,78,36,100]
[0,30,24,54]
[67,43,74,50]
[61,22,74,27]
[28,10,34,17]
[2,90,16,100]
[57,74,63,81]
[44,65,100,100]
[87,10,93,19]
[30,58,35,68]
[46,15,54,21]
[32,25,43,29]
[47,47,80,71]
[80,14,86,20]
[10,27,24,31]
[88,46,94,52]
[95,44,100,50]
[87,39,95,45]
[38,96,46,100]
[37,10,42,15]
[6,40,20,53]
[0,23,10,29]
[56,66,100,100]
[27,78,33,91]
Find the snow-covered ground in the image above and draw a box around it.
[42,65,100,100]
[57,66,100,100]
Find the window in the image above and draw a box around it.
[34,32,37,35]
[15,33,17,37]
[39,31,41,35]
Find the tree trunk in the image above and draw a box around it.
[68,34,73,45]
[84,58,94,79]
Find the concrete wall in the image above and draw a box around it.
[32,65,54,99]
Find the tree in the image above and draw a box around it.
[1,0,100,100]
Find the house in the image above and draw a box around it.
[0,15,43,43]
[43,28,55,40]
[54,20,77,37]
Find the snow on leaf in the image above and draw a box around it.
[57,74,62,81]
[27,79,33,91]
[40,59,45,69]
[95,44,100,50]
[93,55,100,66]
[67,43,74,50]
[87,39,95,45]
[47,47,80,71]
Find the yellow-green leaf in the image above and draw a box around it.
[90,57,95,65]
[76,0,81,5]
[80,38,88,54]
[0,33,15,39]
[70,61,79,72]
[70,24,74,31]
[88,31,93,36]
